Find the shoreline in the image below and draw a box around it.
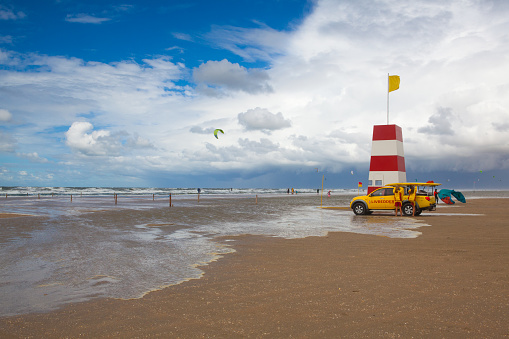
[1,198,508,337]
[0,213,34,218]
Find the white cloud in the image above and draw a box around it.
[189,126,216,134]
[17,152,50,163]
[165,46,184,53]
[0,35,13,44]
[65,122,154,156]
[65,122,112,156]
[205,24,290,62]
[126,135,153,148]
[113,4,134,12]
[238,107,291,133]
[193,59,273,95]
[65,14,111,24]
[493,122,509,132]
[418,107,455,135]
[172,32,193,41]
[238,138,280,154]
[0,54,186,129]
[0,131,16,152]
[0,108,12,121]
[0,6,26,20]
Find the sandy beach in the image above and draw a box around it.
[0,198,508,338]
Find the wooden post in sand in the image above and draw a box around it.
[169,194,172,207]
[153,194,155,201]
[71,194,73,202]
[198,193,200,203]
[115,193,118,205]
[38,194,40,199]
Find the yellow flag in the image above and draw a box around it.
[388,75,400,92]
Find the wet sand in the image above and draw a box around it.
[0,213,32,218]
[1,198,508,338]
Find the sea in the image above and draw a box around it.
[1,186,508,317]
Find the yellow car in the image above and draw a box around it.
[350,182,441,216]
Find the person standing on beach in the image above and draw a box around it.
[394,186,403,216]
[434,189,439,204]
[408,186,417,216]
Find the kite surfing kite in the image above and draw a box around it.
[213,129,224,139]
[438,189,466,205]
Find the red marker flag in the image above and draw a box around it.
[358,182,362,187]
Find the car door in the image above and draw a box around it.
[367,188,395,209]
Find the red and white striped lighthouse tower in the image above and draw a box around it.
[367,124,406,194]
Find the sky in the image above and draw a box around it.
[1,0,508,189]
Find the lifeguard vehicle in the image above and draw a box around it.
[350,182,441,216]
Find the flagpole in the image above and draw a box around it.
[387,73,389,125]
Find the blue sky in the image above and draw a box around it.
[1,0,508,189]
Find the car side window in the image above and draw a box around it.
[384,188,395,196]
[370,189,385,197]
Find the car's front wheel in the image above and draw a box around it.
[402,203,414,216]
[353,202,367,215]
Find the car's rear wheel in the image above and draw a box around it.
[353,202,367,215]
[402,203,414,216]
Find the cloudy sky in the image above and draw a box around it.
[1,0,508,189]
